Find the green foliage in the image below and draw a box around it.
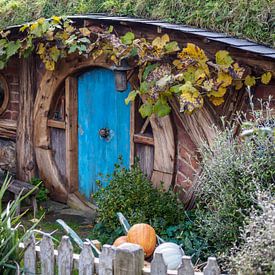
[193,104,275,259]
[0,17,272,118]
[30,177,49,202]
[0,0,273,46]
[228,191,275,274]
[93,161,185,239]
[0,175,38,274]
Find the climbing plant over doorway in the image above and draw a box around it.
[0,16,272,117]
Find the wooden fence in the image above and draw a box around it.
[20,234,221,275]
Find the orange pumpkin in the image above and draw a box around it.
[113,235,128,247]
[127,223,156,257]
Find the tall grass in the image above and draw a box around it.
[0,0,273,46]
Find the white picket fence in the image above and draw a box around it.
[19,234,221,275]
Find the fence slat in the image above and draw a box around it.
[24,233,36,275]
[203,257,220,275]
[40,235,54,275]
[79,242,95,275]
[177,256,194,275]
[151,252,167,275]
[98,244,116,275]
[57,236,73,275]
[114,243,144,275]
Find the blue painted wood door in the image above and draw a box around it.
[78,68,130,198]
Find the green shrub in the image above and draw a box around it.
[30,177,49,202]
[228,191,275,274]
[93,161,185,240]
[194,104,275,258]
[0,175,38,274]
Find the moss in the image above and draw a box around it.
[0,0,274,46]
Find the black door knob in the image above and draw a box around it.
[99,128,110,139]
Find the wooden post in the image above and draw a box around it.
[151,252,167,275]
[65,76,78,192]
[17,55,37,181]
[40,235,54,275]
[57,236,73,275]
[114,243,144,275]
[98,245,116,275]
[79,242,95,275]
[24,233,36,275]
[203,257,220,275]
[177,256,194,275]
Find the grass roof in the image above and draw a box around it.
[0,0,274,47]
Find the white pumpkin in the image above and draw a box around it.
[154,242,184,270]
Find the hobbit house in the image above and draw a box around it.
[0,15,274,212]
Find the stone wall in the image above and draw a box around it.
[0,138,16,174]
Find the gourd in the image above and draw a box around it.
[113,236,128,247]
[127,223,156,257]
[154,242,184,270]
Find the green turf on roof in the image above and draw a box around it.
[0,0,274,47]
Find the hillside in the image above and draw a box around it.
[0,0,274,47]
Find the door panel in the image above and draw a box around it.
[78,68,130,198]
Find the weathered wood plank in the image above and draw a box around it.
[17,55,37,181]
[133,134,154,146]
[24,233,36,275]
[151,170,173,191]
[136,144,154,179]
[51,128,66,181]
[114,243,144,275]
[151,252,167,275]
[203,257,220,275]
[0,119,16,140]
[98,245,116,275]
[57,236,73,275]
[65,76,78,193]
[47,119,66,129]
[177,256,194,275]
[79,242,95,275]
[40,235,54,275]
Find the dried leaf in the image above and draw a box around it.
[261,72,272,85]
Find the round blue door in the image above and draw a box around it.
[78,68,131,198]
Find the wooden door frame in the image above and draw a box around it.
[34,55,175,203]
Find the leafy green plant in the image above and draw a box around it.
[0,16,272,118]
[227,190,275,274]
[30,177,49,202]
[193,101,275,259]
[0,175,38,274]
[93,161,185,241]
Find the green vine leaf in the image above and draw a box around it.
[153,99,171,117]
[139,102,153,118]
[125,90,138,105]
[121,32,135,45]
[215,50,233,68]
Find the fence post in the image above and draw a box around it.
[57,236,73,275]
[79,242,95,275]
[203,257,220,275]
[98,244,116,275]
[40,235,54,275]
[114,243,144,275]
[151,252,167,275]
[24,233,36,275]
[177,256,194,275]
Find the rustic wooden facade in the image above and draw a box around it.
[0,15,274,211]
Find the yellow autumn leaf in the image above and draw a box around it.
[234,80,243,90]
[20,24,29,32]
[51,16,61,24]
[65,25,75,34]
[261,72,272,85]
[30,22,38,31]
[37,43,45,55]
[179,43,208,63]
[209,96,225,106]
[217,71,232,87]
[45,60,55,71]
[37,18,45,25]
[173,59,183,69]
[152,34,170,49]
[79,27,91,37]
[215,50,233,68]
[244,75,256,87]
[208,87,227,97]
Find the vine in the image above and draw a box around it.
[0,16,273,117]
